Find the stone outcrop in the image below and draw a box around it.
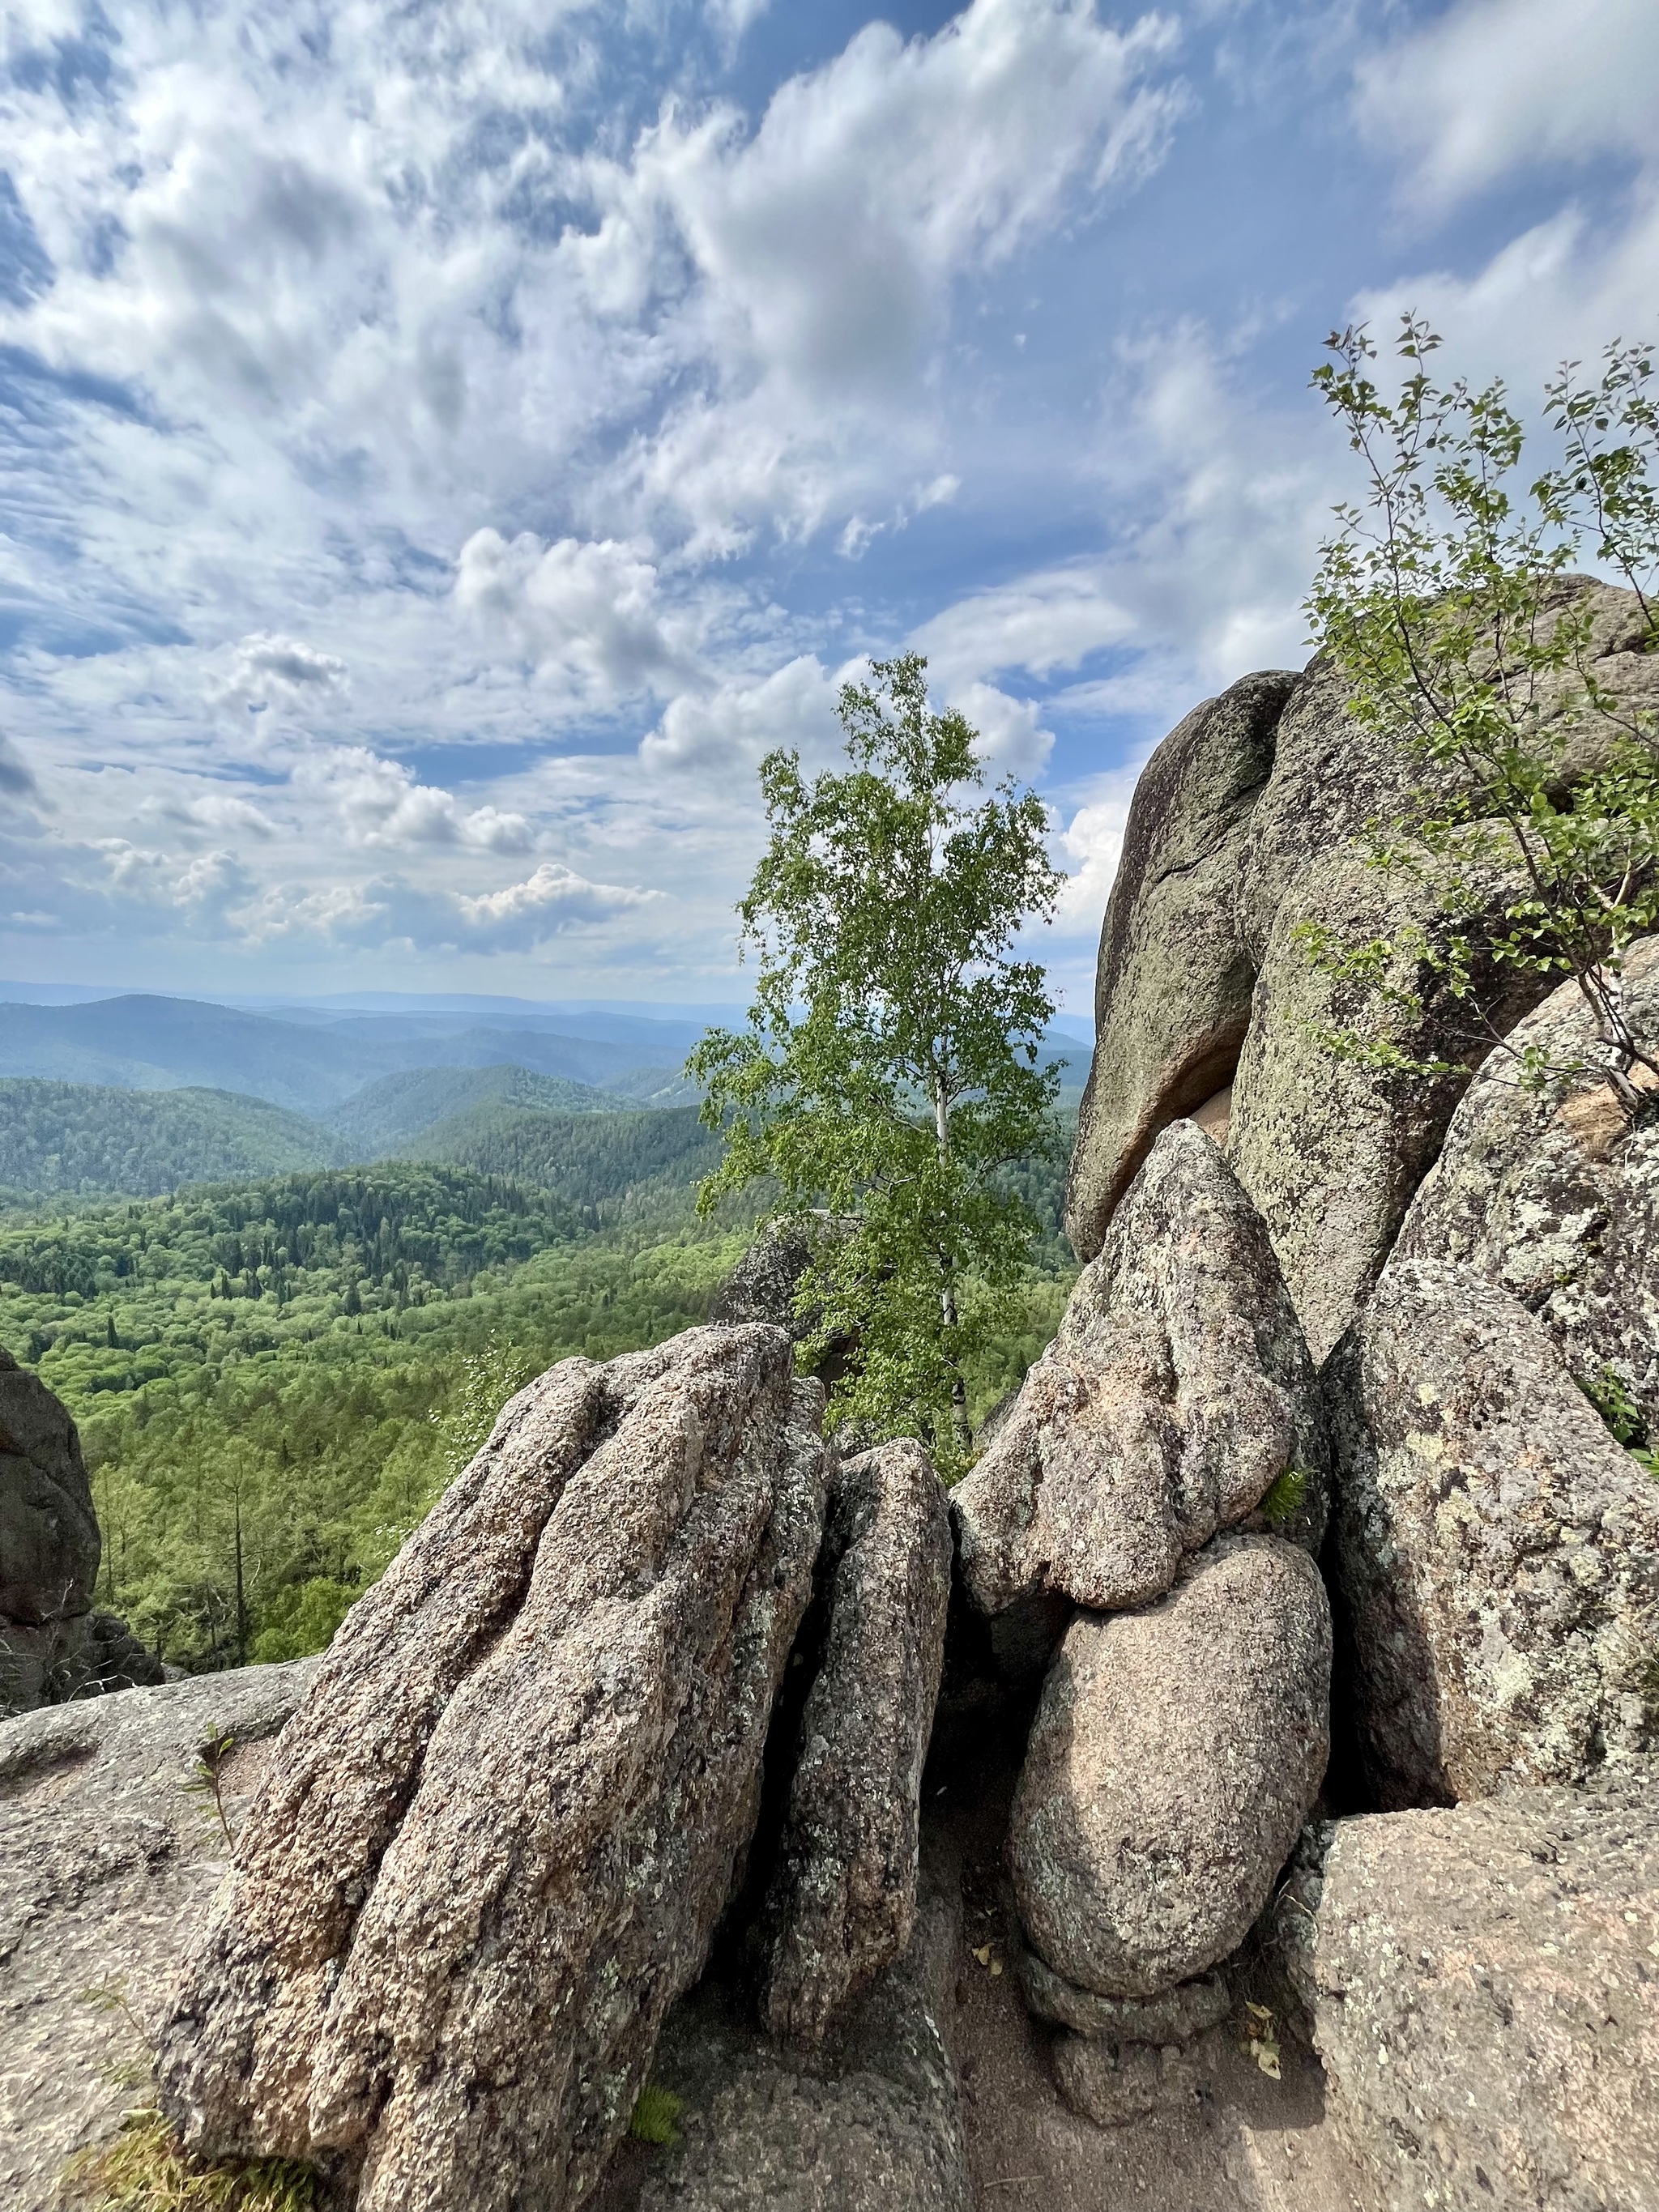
[710,1219,859,1384]
[1308,1764,1659,2211]
[0,1658,322,2212]
[1325,1258,1659,1808]
[1393,937,1659,1434]
[954,1121,1325,1620]
[0,1346,161,1714]
[627,1850,970,2212]
[156,1324,830,2212]
[1009,1535,1330,1999]
[1067,582,1659,1362]
[761,1439,951,2046]
[1066,671,1292,1240]
[1050,2035,1205,2133]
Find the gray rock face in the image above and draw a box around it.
[1016,1948,1231,2045]
[1068,582,1659,1362]
[955,1122,1324,1620]
[0,1346,161,1714]
[1393,937,1659,1435]
[1010,1535,1330,1999]
[1310,1765,1659,2212]
[710,1219,859,1384]
[1325,1258,1659,1808]
[1051,2035,1205,2132]
[627,1852,970,2212]
[0,1659,322,2212]
[761,1439,951,2045]
[1066,670,1292,1246]
[156,1323,830,2212]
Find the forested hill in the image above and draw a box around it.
[0,1079,341,1200]
[325,1063,627,1157]
[406,1102,723,1213]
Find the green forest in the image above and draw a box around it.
[3,1132,1073,1675]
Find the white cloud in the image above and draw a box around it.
[0,734,39,799]
[291,746,535,852]
[1051,761,1147,935]
[208,635,350,721]
[1357,0,1659,212]
[912,565,1136,686]
[641,655,846,774]
[454,531,697,701]
[949,681,1054,779]
[254,858,659,952]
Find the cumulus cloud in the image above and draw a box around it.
[208,635,350,720]
[1357,0,1659,212]
[913,566,1136,687]
[1051,761,1148,936]
[257,859,659,952]
[291,746,535,852]
[640,655,846,774]
[454,531,697,700]
[949,682,1054,779]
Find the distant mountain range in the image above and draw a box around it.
[0,989,1090,1200]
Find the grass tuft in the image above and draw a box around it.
[627,2085,684,2147]
[1260,1466,1309,1529]
[61,2109,317,2211]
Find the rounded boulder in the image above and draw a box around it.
[1010,1534,1330,1998]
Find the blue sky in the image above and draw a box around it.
[1,0,1657,1010]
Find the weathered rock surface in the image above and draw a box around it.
[1068,582,1659,1362]
[1310,1765,1659,2211]
[1017,1948,1231,2044]
[0,1345,161,1714]
[761,1439,951,2046]
[621,1851,970,2212]
[1066,670,1292,1243]
[1010,1535,1330,1999]
[0,1659,322,2212]
[1325,1259,1659,1808]
[156,1323,830,2212]
[710,1219,859,1384]
[1051,2034,1205,2132]
[1393,936,1659,1434]
[955,1122,1324,1619]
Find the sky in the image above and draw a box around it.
[1,0,1657,1012]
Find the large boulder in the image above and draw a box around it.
[1066,670,1293,1241]
[1307,1764,1659,2212]
[1009,1534,1330,1999]
[624,1849,970,2212]
[1392,937,1659,1435]
[0,1658,322,2212]
[1325,1259,1659,1809]
[1067,582,1659,1362]
[761,1439,951,2045]
[0,1346,160,1714]
[156,1324,830,2212]
[954,1121,1324,1620]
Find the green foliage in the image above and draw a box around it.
[1260,1466,1311,1529]
[0,1080,338,1201]
[689,653,1064,1472]
[628,2086,684,2146]
[180,1728,240,1851]
[407,1103,722,1221]
[61,2109,317,2211]
[1578,1366,1659,1477]
[1304,317,1659,1114]
[325,1063,625,1155]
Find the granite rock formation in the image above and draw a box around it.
[1066,581,1659,1362]
[631,1850,970,2212]
[954,1120,1324,1619]
[0,1345,161,1714]
[1325,1258,1659,1807]
[1016,1949,1231,2045]
[1009,1535,1330,2000]
[761,1438,952,2046]
[0,1658,322,2212]
[1392,937,1659,1435]
[156,1324,830,2212]
[1309,1765,1659,2212]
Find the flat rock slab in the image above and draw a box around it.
[1325,1258,1659,1806]
[761,1439,951,2044]
[617,1852,970,2212]
[156,1323,830,2212]
[1011,1534,1330,1999]
[1310,1765,1659,2211]
[0,1659,321,2212]
[955,1122,1324,1621]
